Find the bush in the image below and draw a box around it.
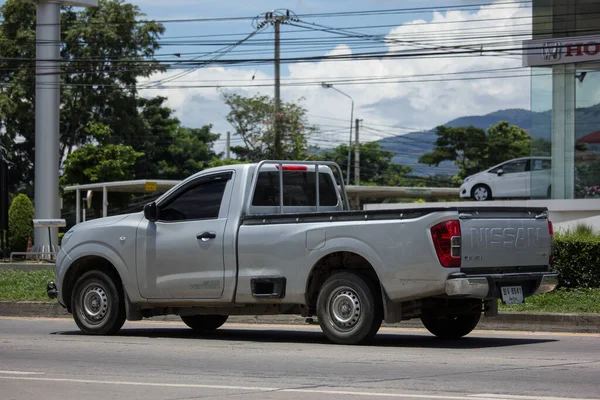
[553,231,600,288]
[8,194,35,253]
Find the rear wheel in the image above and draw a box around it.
[420,312,481,339]
[71,270,126,335]
[471,184,492,201]
[317,272,382,345]
[181,315,228,332]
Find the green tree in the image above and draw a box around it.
[0,0,164,193]
[60,144,143,212]
[317,142,412,186]
[205,158,246,169]
[8,194,34,252]
[156,126,222,179]
[419,122,531,179]
[418,125,488,180]
[223,93,317,161]
[132,97,221,179]
[61,144,143,185]
[486,121,531,167]
[531,138,552,156]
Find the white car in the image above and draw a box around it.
[460,157,552,201]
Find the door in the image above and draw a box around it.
[492,159,529,198]
[530,158,552,198]
[137,172,232,299]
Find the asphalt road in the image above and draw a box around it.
[0,318,599,400]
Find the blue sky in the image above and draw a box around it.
[128,0,499,76]
[127,0,533,154]
[4,0,535,157]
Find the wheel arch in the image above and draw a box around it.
[305,250,384,312]
[62,254,124,313]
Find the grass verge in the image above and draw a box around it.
[0,269,55,301]
[499,288,600,314]
[1,270,600,313]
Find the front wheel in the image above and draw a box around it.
[71,270,126,335]
[317,272,382,345]
[181,315,228,332]
[471,184,492,201]
[420,312,481,339]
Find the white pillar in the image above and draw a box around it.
[551,64,576,199]
[102,186,107,217]
[75,189,80,224]
[34,1,61,250]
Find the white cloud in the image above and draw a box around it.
[139,0,532,150]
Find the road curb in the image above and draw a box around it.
[1,301,598,333]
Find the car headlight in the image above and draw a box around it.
[464,177,473,183]
[61,229,75,246]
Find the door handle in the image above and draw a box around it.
[197,231,217,241]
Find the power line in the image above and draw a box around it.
[141,24,269,89]
[9,1,532,27]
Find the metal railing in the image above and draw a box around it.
[246,160,351,215]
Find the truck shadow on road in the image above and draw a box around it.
[53,326,558,349]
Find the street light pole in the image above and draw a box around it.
[321,83,353,186]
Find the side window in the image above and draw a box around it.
[532,159,551,171]
[502,160,528,174]
[159,179,227,222]
[252,171,338,207]
[542,159,552,170]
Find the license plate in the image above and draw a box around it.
[501,286,524,304]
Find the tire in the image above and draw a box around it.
[316,272,382,345]
[420,312,481,339]
[181,315,229,332]
[471,184,492,201]
[71,270,126,335]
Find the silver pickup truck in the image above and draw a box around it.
[48,160,558,344]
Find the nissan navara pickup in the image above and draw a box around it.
[48,161,558,344]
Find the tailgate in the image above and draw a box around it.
[458,208,552,269]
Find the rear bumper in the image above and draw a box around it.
[445,272,558,299]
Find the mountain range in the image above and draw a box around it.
[378,104,600,176]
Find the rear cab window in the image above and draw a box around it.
[250,168,341,213]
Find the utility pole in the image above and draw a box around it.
[256,11,298,159]
[274,19,281,159]
[226,132,231,160]
[33,0,97,254]
[354,118,361,187]
[354,118,361,209]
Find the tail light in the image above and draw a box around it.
[431,220,461,268]
[548,220,554,266]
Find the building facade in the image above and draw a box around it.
[524,0,600,200]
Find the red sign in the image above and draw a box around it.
[566,42,600,57]
[523,34,600,67]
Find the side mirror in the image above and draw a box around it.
[497,169,504,176]
[143,202,158,222]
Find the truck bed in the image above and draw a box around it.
[241,206,549,225]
